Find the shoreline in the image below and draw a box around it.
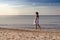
[0,27,60,32]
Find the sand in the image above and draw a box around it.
[0,28,60,40]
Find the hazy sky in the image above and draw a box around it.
[0,0,60,15]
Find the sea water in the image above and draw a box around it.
[0,15,60,29]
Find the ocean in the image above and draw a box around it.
[0,15,60,29]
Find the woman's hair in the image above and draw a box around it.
[36,12,39,17]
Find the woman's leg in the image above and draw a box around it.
[38,24,41,29]
[36,24,37,29]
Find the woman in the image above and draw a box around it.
[35,12,41,29]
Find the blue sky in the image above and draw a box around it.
[0,0,60,6]
[0,0,60,15]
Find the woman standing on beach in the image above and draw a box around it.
[35,12,41,29]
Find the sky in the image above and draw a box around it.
[0,0,60,15]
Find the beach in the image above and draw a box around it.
[0,28,60,40]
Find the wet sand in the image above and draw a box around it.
[0,28,60,40]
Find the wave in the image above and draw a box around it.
[0,24,60,29]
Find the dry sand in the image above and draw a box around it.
[0,28,60,40]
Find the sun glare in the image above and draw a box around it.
[0,3,18,15]
[0,4,8,8]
